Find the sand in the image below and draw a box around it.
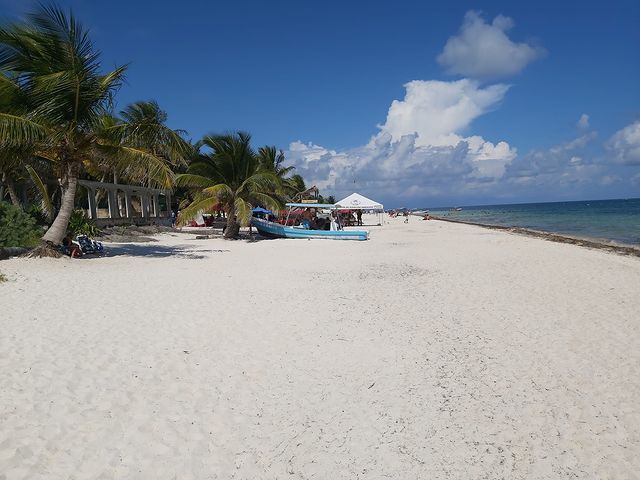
[1,216,639,479]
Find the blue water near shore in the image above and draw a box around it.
[425,198,640,246]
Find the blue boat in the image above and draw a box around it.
[252,203,369,241]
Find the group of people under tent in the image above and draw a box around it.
[299,208,365,230]
[298,208,333,230]
[336,209,363,226]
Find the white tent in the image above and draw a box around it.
[336,192,384,210]
[335,192,384,225]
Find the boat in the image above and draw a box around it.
[251,203,369,241]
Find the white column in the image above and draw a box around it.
[87,188,97,219]
[140,194,148,218]
[124,190,132,218]
[107,189,119,219]
[153,195,160,217]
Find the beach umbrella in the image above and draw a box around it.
[252,207,273,215]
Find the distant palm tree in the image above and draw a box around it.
[285,174,307,199]
[0,6,189,254]
[257,146,311,203]
[257,146,294,179]
[176,132,282,238]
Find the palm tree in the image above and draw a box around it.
[257,146,294,179]
[0,66,33,207]
[0,147,27,207]
[0,6,189,254]
[176,132,282,239]
[286,174,307,199]
[257,146,313,202]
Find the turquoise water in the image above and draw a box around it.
[425,198,640,246]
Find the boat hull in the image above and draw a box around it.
[252,218,368,240]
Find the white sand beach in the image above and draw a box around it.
[1,217,639,479]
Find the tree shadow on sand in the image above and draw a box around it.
[91,243,229,259]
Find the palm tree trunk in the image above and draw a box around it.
[223,205,240,239]
[1,171,21,207]
[42,163,79,245]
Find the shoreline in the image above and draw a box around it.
[428,215,640,257]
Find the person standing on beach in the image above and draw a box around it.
[356,210,362,226]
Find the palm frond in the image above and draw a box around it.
[95,144,175,189]
[202,183,233,200]
[251,191,284,213]
[0,112,48,146]
[175,173,215,189]
[237,171,280,196]
[25,164,54,221]
[234,197,252,226]
[177,195,222,225]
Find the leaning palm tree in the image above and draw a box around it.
[176,132,282,239]
[0,6,189,254]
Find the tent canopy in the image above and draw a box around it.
[252,207,273,215]
[335,192,383,210]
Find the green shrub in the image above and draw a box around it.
[25,204,49,225]
[0,272,6,283]
[0,201,42,248]
[67,210,99,237]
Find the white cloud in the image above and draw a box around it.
[506,133,597,179]
[288,134,478,200]
[287,79,516,200]
[577,113,590,129]
[600,175,620,186]
[437,11,545,79]
[550,132,597,153]
[606,120,640,165]
[377,79,509,146]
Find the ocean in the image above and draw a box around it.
[425,198,640,246]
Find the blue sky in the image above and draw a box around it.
[2,0,640,207]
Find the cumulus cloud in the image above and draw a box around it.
[288,135,477,200]
[505,133,597,180]
[287,79,516,201]
[437,11,545,79]
[577,113,590,129]
[606,120,640,165]
[377,79,509,146]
